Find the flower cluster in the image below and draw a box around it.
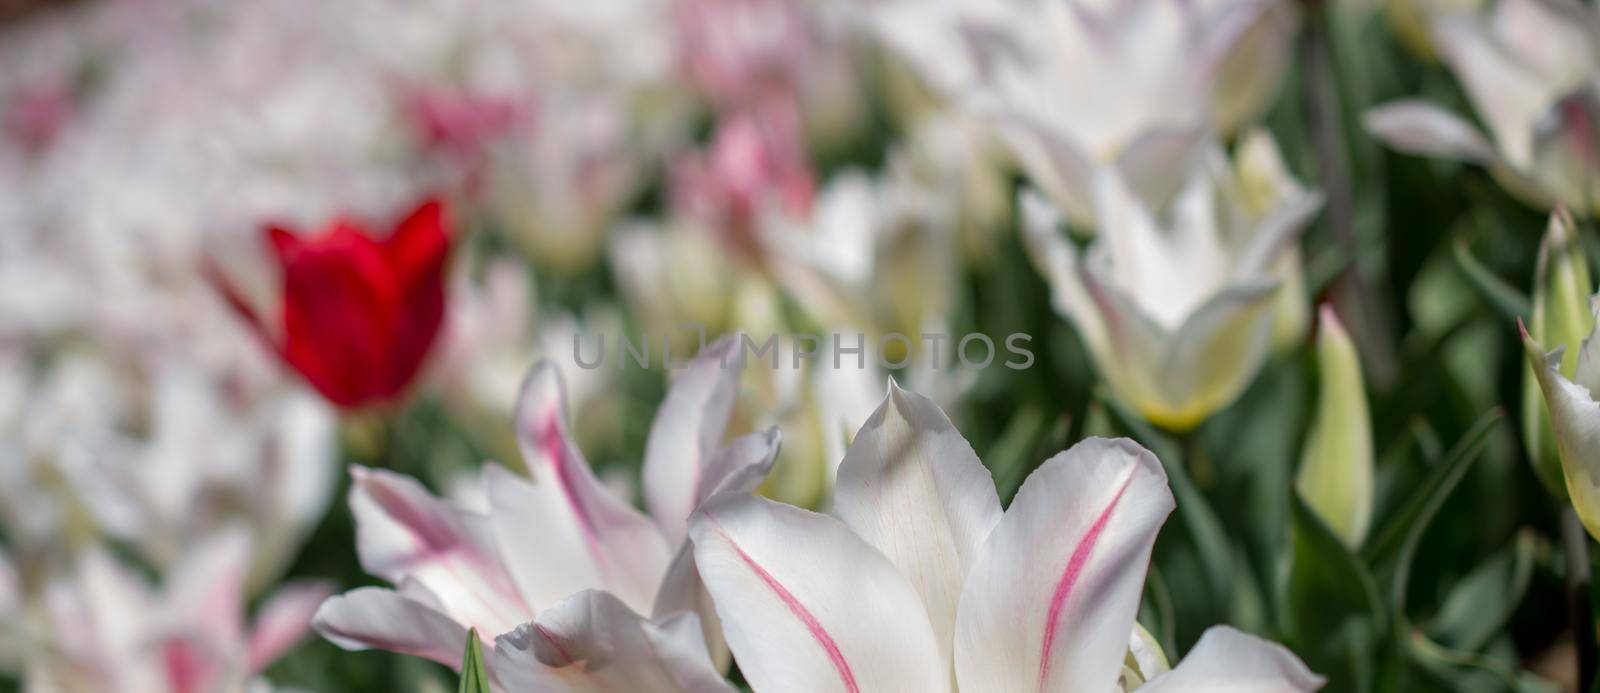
[2,0,1597,689]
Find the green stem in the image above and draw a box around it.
[1562,507,1596,692]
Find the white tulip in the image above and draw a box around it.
[315,338,781,688]
[861,0,1298,225]
[1021,141,1322,430]
[1366,0,1600,213]
[689,384,1324,692]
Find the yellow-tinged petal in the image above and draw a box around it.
[1296,307,1375,548]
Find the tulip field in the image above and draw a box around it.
[2,0,1599,691]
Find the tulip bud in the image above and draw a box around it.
[1296,307,1374,548]
[1523,209,1592,499]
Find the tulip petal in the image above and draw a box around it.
[54,547,153,662]
[644,337,744,544]
[698,427,784,500]
[484,463,663,617]
[1431,16,1551,170]
[973,104,1098,226]
[1523,326,1600,540]
[833,382,1002,675]
[278,225,398,407]
[247,580,336,672]
[1136,626,1324,692]
[1114,126,1208,216]
[349,466,528,637]
[385,198,450,284]
[313,588,469,667]
[1363,100,1499,164]
[1092,168,1194,331]
[382,199,451,402]
[1018,189,1110,357]
[162,527,252,647]
[689,494,949,693]
[1233,188,1324,281]
[511,363,675,611]
[1156,280,1279,430]
[266,226,300,264]
[1574,303,1600,394]
[653,543,731,673]
[491,590,734,693]
[954,438,1174,693]
[652,427,784,671]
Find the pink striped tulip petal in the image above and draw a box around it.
[1136,626,1325,692]
[652,427,783,672]
[833,381,1002,677]
[485,462,663,616]
[954,438,1175,693]
[491,590,734,693]
[348,466,529,637]
[313,587,470,667]
[508,364,675,612]
[688,494,949,693]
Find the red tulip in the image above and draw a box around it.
[216,198,452,409]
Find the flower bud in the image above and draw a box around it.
[1296,307,1374,547]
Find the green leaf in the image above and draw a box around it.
[459,629,490,693]
[984,403,1051,502]
[1409,631,1560,693]
[1451,238,1530,322]
[1361,409,1504,614]
[1142,564,1178,657]
[1424,530,1537,652]
[1285,491,1387,693]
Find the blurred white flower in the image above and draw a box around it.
[893,114,1015,266]
[13,530,330,692]
[862,0,1298,225]
[0,0,364,590]
[1021,138,1322,430]
[1366,0,1600,214]
[675,0,818,111]
[689,384,1323,692]
[315,340,780,683]
[435,255,626,460]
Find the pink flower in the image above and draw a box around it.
[671,107,815,261]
